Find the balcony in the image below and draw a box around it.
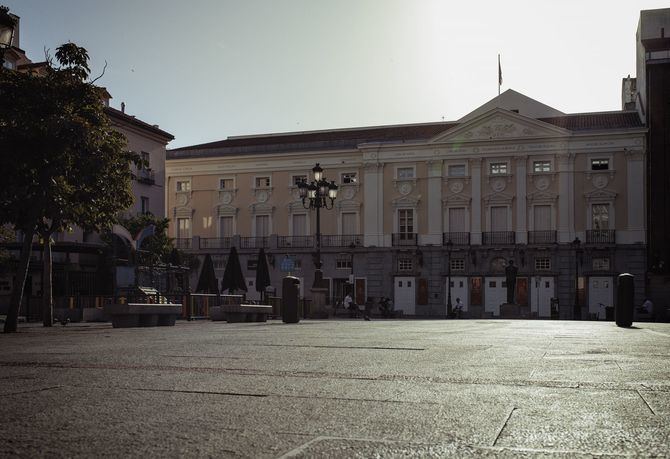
[586,229,616,245]
[321,234,363,248]
[482,231,515,245]
[241,236,269,249]
[175,238,191,249]
[528,230,557,245]
[278,235,314,248]
[443,232,470,246]
[392,232,417,246]
[136,168,155,185]
[200,237,232,250]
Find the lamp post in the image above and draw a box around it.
[446,238,453,318]
[0,7,17,68]
[298,163,338,288]
[348,241,356,299]
[572,237,582,320]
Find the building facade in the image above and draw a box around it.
[166,90,647,319]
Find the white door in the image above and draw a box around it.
[588,276,614,320]
[394,277,416,315]
[446,277,468,311]
[530,276,555,318]
[484,277,506,316]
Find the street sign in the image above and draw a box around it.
[280,256,295,273]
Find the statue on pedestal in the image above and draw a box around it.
[505,259,518,304]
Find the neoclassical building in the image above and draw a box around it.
[166,89,647,319]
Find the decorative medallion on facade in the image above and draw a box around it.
[592,174,609,189]
[219,190,235,205]
[176,193,190,206]
[491,178,506,193]
[256,190,269,203]
[398,181,412,196]
[341,185,358,200]
[449,181,464,194]
[535,176,550,191]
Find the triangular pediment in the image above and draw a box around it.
[584,189,617,200]
[442,194,472,205]
[527,190,558,203]
[391,195,421,208]
[483,191,514,203]
[429,108,572,144]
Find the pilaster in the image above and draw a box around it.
[363,161,385,247]
[557,152,575,243]
[470,158,482,245]
[515,156,527,244]
[625,149,646,244]
[426,160,443,245]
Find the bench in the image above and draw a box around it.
[104,303,182,328]
[209,304,273,323]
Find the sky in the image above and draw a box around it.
[5,0,668,148]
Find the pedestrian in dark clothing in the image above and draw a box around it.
[364,297,373,321]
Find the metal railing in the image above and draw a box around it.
[442,232,470,245]
[136,168,155,185]
[392,232,417,246]
[241,236,269,249]
[200,237,233,249]
[175,238,192,249]
[528,230,557,244]
[482,231,515,245]
[321,234,363,247]
[586,229,616,244]
[278,235,314,248]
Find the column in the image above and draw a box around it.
[363,161,385,247]
[557,153,575,243]
[426,160,443,245]
[626,149,646,244]
[470,158,482,245]
[515,156,527,244]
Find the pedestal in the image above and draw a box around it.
[309,287,330,319]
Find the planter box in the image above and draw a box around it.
[104,303,181,328]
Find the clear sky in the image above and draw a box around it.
[4,0,668,148]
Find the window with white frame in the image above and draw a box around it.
[448,164,466,177]
[176,218,191,239]
[291,214,307,236]
[398,258,414,271]
[592,204,610,230]
[450,258,465,271]
[336,254,352,270]
[593,257,610,271]
[220,178,234,190]
[255,215,270,237]
[341,172,357,184]
[535,257,551,271]
[255,176,271,188]
[176,180,191,192]
[533,160,551,172]
[292,174,307,186]
[489,162,508,175]
[397,167,415,179]
[219,216,234,238]
[591,159,609,171]
[341,212,357,235]
[398,209,414,237]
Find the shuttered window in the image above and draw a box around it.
[533,205,551,231]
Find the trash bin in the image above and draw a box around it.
[282,276,300,324]
[550,297,559,320]
[616,273,634,327]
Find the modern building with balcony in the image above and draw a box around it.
[166,87,647,319]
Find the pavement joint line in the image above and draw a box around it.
[2,385,64,397]
[256,344,426,351]
[636,390,656,415]
[491,406,516,447]
[643,328,670,338]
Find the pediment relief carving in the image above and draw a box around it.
[584,189,617,201]
[527,191,558,204]
[336,200,362,212]
[391,195,421,208]
[483,192,514,204]
[249,202,275,214]
[442,194,472,205]
[216,205,238,217]
[287,201,307,212]
[173,206,193,218]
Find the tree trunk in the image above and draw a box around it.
[3,228,35,333]
[42,234,53,327]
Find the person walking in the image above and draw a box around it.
[363,297,373,321]
[344,293,356,318]
[454,297,464,319]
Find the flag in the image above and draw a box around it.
[134,224,156,250]
[498,54,503,87]
[111,224,136,250]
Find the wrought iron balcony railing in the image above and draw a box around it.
[278,235,314,248]
[482,231,515,245]
[321,234,363,247]
[528,230,557,245]
[442,232,470,246]
[586,229,615,245]
[392,232,417,246]
[240,236,269,249]
[200,237,233,250]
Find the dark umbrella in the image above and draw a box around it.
[195,254,219,294]
[221,246,247,295]
[255,248,272,304]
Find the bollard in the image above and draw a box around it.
[616,273,634,327]
[282,276,300,324]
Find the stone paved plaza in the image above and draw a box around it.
[1,319,669,457]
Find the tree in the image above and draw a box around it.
[0,41,139,332]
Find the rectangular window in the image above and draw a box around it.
[292,214,307,236]
[255,176,271,188]
[140,151,150,169]
[176,180,191,192]
[591,159,609,171]
[219,216,233,238]
[450,258,465,271]
[292,175,307,186]
[490,162,508,175]
[398,209,414,235]
[398,258,414,271]
[533,160,551,172]
[593,258,610,271]
[533,205,551,231]
[491,206,508,231]
[220,178,234,190]
[397,167,415,179]
[140,196,149,214]
[341,212,357,235]
[448,165,466,177]
[255,215,270,237]
[448,207,466,232]
[177,218,191,239]
[336,255,352,270]
[592,204,610,230]
[341,172,357,184]
[535,258,551,270]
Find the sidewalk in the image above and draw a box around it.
[1,319,669,457]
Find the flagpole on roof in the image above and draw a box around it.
[498,54,502,96]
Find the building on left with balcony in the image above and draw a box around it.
[0,13,174,317]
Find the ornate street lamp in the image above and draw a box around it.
[446,238,453,318]
[298,163,338,288]
[0,7,17,68]
[572,237,583,320]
